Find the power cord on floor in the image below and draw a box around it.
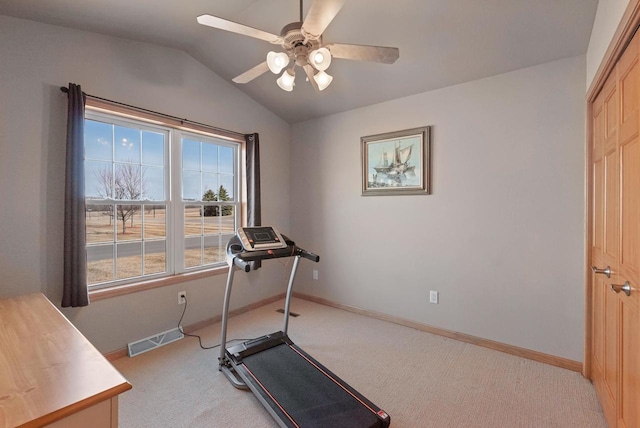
[177,295,248,350]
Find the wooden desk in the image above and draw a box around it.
[0,293,131,427]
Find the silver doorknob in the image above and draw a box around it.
[591,265,611,278]
[611,281,631,296]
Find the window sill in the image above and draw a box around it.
[88,266,230,302]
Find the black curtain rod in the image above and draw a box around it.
[59,86,245,139]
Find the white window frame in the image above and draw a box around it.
[85,107,243,290]
[173,131,241,275]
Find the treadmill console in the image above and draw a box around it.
[237,226,287,251]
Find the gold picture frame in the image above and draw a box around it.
[361,126,430,196]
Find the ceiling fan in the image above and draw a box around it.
[197,0,399,92]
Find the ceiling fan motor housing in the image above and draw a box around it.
[280,21,321,67]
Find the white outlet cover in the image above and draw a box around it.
[429,290,439,304]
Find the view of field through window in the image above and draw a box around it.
[84,114,238,287]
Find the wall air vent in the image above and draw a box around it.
[127,327,184,357]
[276,308,300,317]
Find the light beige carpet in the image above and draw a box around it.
[112,298,606,427]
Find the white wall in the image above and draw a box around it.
[586,0,629,89]
[0,15,291,352]
[290,56,586,361]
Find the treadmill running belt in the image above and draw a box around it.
[242,343,384,428]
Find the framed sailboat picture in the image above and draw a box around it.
[361,126,430,196]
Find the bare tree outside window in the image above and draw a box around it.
[95,162,147,233]
[95,167,114,226]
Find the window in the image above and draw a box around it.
[84,109,241,289]
[180,135,238,269]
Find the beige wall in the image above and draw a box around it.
[0,15,291,352]
[290,56,587,361]
[0,3,618,361]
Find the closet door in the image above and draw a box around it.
[615,29,640,428]
[591,28,640,428]
[591,63,619,428]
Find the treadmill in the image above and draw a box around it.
[219,226,391,428]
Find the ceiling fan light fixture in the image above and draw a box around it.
[313,70,333,91]
[309,47,331,71]
[267,51,289,74]
[277,69,296,91]
[197,1,399,94]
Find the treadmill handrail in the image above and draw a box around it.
[227,234,319,268]
[220,233,320,378]
[232,257,251,272]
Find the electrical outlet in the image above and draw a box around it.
[312,270,319,280]
[429,290,439,304]
[178,291,186,305]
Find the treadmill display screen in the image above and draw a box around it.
[253,232,272,242]
[237,226,287,251]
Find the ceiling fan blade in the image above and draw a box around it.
[232,62,270,84]
[197,14,282,44]
[326,43,399,64]
[301,0,346,40]
[303,65,320,93]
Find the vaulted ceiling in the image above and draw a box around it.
[0,0,598,123]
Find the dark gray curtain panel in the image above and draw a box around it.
[245,133,262,269]
[245,133,261,227]
[62,83,89,307]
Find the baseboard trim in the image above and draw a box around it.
[105,291,583,373]
[293,292,583,373]
[103,293,286,361]
[104,348,128,362]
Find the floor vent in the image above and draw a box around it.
[128,327,184,357]
[276,309,300,317]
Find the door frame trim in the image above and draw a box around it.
[585,0,640,378]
